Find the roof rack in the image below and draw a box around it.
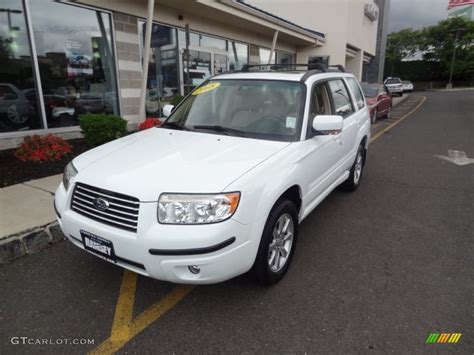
[240,63,345,73]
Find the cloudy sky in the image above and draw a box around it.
[389,0,450,33]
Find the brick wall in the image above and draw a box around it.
[114,13,143,128]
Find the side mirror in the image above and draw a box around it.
[162,104,174,118]
[312,115,343,135]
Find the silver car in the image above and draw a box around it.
[384,77,404,97]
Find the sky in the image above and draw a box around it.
[388,0,450,33]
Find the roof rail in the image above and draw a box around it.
[240,63,345,73]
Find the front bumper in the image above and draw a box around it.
[55,183,264,284]
[387,86,403,93]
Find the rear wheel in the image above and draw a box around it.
[341,144,365,192]
[253,199,298,286]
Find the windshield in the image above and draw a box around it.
[361,85,379,98]
[402,81,411,84]
[385,79,401,84]
[164,79,305,141]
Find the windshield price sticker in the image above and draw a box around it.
[286,116,297,129]
[192,82,220,95]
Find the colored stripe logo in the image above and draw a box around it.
[426,333,462,344]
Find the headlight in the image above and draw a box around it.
[63,161,78,190]
[158,192,240,224]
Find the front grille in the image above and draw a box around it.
[71,182,140,233]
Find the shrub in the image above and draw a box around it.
[79,113,127,147]
[138,118,162,131]
[170,94,184,106]
[15,134,72,162]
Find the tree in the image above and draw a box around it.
[386,17,474,84]
[420,17,474,82]
[385,28,421,76]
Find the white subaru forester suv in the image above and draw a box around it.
[55,65,370,286]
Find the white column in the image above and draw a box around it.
[268,30,279,64]
[138,0,155,123]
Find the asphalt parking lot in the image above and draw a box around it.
[1,91,473,354]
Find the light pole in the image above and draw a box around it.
[0,8,22,31]
[447,28,464,89]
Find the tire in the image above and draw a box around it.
[341,144,365,192]
[371,108,377,124]
[253,199,299,286]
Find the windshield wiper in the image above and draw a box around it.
[192,125,246,137]
[161,121,192,131]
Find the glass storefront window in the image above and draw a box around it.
[182,49,211,94]
[139,21,178,118]
[0,0,43,133]
[228,41,248,70]
[276,51,294,66]
[258,48,275,65]
[178,30,227,51]
[29,0,118,128]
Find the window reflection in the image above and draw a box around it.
[259,48,275,65]
[29,0,118,128]
[139,22,178,118]
[229,41,248,70]
[0,0,43,132]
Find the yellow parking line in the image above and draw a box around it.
[370,96,426,143]
[91,277,193,354]
[91,96,427,354]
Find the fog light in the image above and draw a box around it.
[188,265,200,274]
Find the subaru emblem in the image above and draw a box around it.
[93,197,110,211]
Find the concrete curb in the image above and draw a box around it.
[0,222,65,265]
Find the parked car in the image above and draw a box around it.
[0,83,34,131]
[402,80,414,93]
[23,89,85,127]
[55,67,371,286]
[384,77,403,97]
[360,83,392,123]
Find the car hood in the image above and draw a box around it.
[73,128,291,201]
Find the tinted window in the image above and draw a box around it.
[346,78,365,109]
[385,78,401,84]
[328,80,354,118]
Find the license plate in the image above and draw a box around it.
[81,230,116,263]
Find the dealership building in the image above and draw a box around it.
[0,0,388,149]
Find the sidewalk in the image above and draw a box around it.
[0,174,64,263]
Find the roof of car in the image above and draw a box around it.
[213,71,351,82]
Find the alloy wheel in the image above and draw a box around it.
[268,213,294,272]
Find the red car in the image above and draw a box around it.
[360,83,393,123]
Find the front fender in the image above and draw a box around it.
[225,146,304,225]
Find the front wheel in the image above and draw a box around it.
[252,200,298,286]
[341,144,365,192]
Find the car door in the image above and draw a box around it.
[330,78,360,171]
[299,80,342,205]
